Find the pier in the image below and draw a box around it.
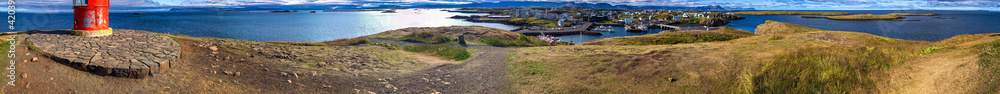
[651,24,680,30]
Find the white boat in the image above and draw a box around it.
[593,26,615,32]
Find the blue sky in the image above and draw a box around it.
[6,0,999,13]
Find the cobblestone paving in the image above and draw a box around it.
[26,29,180,78]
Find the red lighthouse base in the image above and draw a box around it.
[72,28,114,37]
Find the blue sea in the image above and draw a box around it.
[724,10,1000,42]
[9,9,1000,43]
[10,9,516,42]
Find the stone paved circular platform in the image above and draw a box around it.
[26,29,180,78]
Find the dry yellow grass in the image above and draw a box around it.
[506,20,1000,93]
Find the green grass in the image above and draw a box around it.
[652,13,676,20]
[730,11,851,15]
[399,32,453,44]
[618,32,741,45]
[922,46,944,54]
[402,44,470,60]
[0,37,10,87]
[602,20,617,24]
[515,61,550,76]
[478,35,550,47]
[676,17,703,24]
[751,47,898,93]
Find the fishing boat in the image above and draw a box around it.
[592,26,615,32]
[626,25,647,32]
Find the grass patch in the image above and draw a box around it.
[0,36,11,91]
[514,61,550,76]
[402,44,470,60]
[751,47,898,93]
[922,46,944,54]
[730,11,851,15]
[478,35,549,47]
[400,32,453,44]
[319,38,369,46]
[977,40,1000,93]
[676,17,703,23]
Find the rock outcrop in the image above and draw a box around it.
[707,13,745,20]
[698,18,731,26]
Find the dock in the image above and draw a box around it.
[651,24,680,30]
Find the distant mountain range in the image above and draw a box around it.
[168,1,755,12]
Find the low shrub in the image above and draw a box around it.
[478,35,549,47]
[403,44,470,60]
[320,38,369,46]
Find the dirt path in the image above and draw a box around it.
[886,50,983,93]
[359,39,512,93]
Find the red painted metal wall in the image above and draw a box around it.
[73,0,110,31]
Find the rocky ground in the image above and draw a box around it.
[0,27,518,93]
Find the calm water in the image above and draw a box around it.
[10,9,517,42]
[724,10,1000,41]
[10,10,999,43]
[560,10,1000,44]
[555,28,668,44]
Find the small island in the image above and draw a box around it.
[730,11,851,15]
[887,13,938,16]
[824,14,903,20]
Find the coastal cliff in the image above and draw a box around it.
[698,18,731,26]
